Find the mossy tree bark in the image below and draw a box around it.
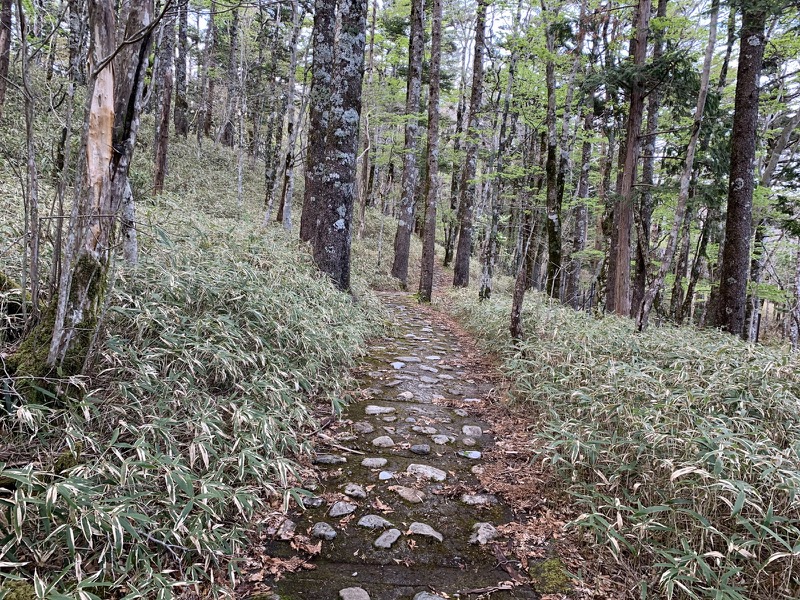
[310,0,367,291]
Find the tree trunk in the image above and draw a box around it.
[443,78,467,267]
[154,10,176,195]
[565,109,592,308]
[390,0,424,286]
[452,0,487,288]
[631,0,667,316]
[67,0,88,84]
[311,0,367,291]
[637,0,717,330]
[0,0,11,121]
[511,198,535,341]
[173,0,189,136]
[606,0,651,316]
[33,0,152,380]
[791,244,800,351]
[711,5,767,335]
[219,8,239,147]
[418,0,442,302]
[272,0,303,225]
[300,0,335,243]
[543,6,561,299]
[357,0,377,239]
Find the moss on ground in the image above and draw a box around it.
[528,558,571,594]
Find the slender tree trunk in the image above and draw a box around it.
[637,0,717,329]
[711,4,767,335]
[791,243,800,351]
[300,0,335,243]
[565,109,592,308]
[606,0,651,316]
[357,0,377,239]
[154,10,176,195]
[418,0,442,302]
[443,76,467,267]
[311,0,367,291]
[453,0,487,288]
[67,0,87,84]
[511,198,535,341]
[173,0,189,136]
[543,5,561,299]
[0,0,11,121]
[272,0,302,224]
[390,0,424,286]
[219,8,239,147]
[669,209,692,319]
[631,0,667,316]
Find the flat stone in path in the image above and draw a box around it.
[462,425,483,437]
[365,405,395,415]
[314,454,347,465]
[407,522,443,542]
[458,450,482,460]
[396,356,421,362]
[385,379,403,387]
[419,365,438,373]
[391,362,406,369]
[361,457,387,468]
[397,391,415,401]
[389,485,425,503]
[372,436,395,448]
[358,514,394,529]
[329,501,357,517]
[414,593,446,600]
[311,522,337,540]
[339,588,370,600]
[411,444,431,455]
[344,483,367,499]
[302,496,324,509]
[354,422,375,434]
[379,471,394,480]
[469,522,499,545]
[419,376,438,384]
[412,426,437,434]
[461,493,498,506]
[374,528,402,549]
[431,435,455,445]
[407,463,447,481]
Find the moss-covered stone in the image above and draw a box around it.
[528,557,572,594]
[54,442,83,474]
[0,580,36,600]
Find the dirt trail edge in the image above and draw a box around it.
[260,292,541,600]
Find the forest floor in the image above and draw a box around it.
[236,266,624,600]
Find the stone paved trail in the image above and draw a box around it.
[266,293,538,599]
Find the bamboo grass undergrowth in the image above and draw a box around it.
[450,290,800,599]
[0,137,386,598]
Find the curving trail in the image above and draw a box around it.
[261,292,539,599]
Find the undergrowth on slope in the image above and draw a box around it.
[0,138,385,598]
[450,290,800,600]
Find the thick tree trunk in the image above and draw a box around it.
[711,5,767,335]
[637,0,717,330]
[606,0,651,316]
[173,0,189,136]
[418,0,442,302]
[300,0,335,243]
[390,0,424,286]
[452,0,487,288]
[311,0,367,291]
[154,10,176,195]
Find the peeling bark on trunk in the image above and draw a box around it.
[452,0,487,288]
[311,0,367,291]
[390,0,424,287]
[711,5,766,335]
[418,0,442,302]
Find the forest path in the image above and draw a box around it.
[260,291,540,600]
